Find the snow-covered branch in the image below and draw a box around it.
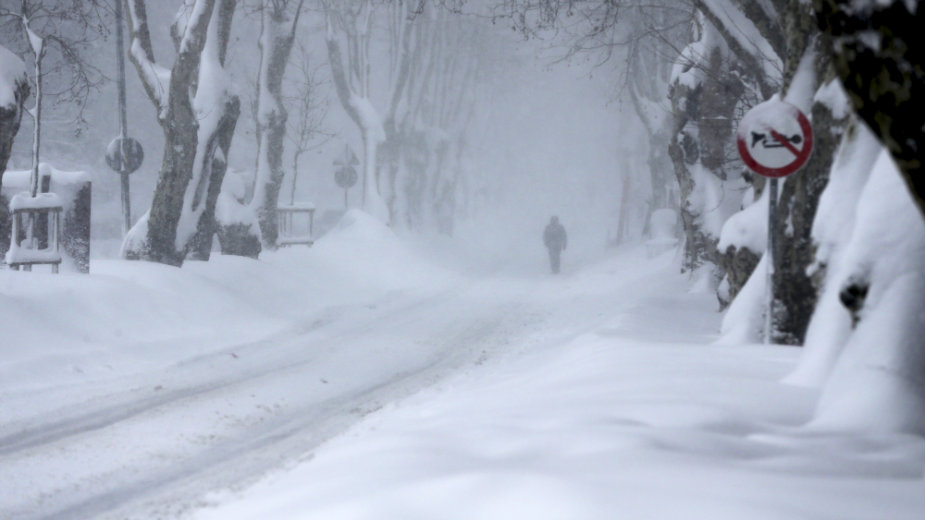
[125,0,171,113]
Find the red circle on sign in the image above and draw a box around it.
[737,103,813,178]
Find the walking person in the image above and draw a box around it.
[543,215,567,274]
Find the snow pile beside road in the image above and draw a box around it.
[309,209,451,290]
[0,210,451,394]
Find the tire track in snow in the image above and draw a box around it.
[0,291,451,457]
[0,287,544,520]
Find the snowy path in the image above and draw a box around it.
[1,237,679,519]
[189,249,924,520]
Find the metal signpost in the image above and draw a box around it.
[333,145,359,209]
[105,0,143,237]
[736,98,813,344]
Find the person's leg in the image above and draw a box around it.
[551,249,561,273]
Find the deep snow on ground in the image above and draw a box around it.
[1,211,922,519]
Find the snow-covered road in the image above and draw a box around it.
[1,212,920,520]
[1,290,532,518]
[0,213,685,519]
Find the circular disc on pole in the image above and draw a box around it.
[335,166,358,189]
[736,98,813,178]
[106,136,144,175]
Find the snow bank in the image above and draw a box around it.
[785,124,881,386]
[0,210,451,393]
[311,210,449,290]
[193,298,921,520]
[807,150,925,434]
[717,253,767,345]
[718,185,767,255]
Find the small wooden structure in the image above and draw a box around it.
[277,203,315,247]
[5,192,63,272]
[1,165,92,273]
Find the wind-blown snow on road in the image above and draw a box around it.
[1,211,921,519]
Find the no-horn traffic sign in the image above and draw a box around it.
[737,98,813,178]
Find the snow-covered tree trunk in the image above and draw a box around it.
[814,0,925,219]
[379,0,419,225]
[395,7,483,233]
[0,44,29,190]
[769,33,848,344]
[805,144,924,434]
[626,6,684,227]
[711,0,847,343]
[249,0,304,249]
[122,0,240,266]
[322,0,389,222]
[668,15,751,286]
[782,0,925,433]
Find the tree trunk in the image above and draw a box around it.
[251,1,303,248]
[188,96,242,260]
[123,0,239,266]
[813,0,925,220]
[323,18,389,222]
[130,92,200,265]
[0,58,28,191]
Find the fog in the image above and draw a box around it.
[456,62,638,271]
[1,3,922,518]
[5,4,643,268]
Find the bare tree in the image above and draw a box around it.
[0,0,107,188]
[122,0,241,265]
[392,4,487,233]
[247,0,306,248]
[284,40,331,205]
[321,0,424,222]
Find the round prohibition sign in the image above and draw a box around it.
[736,99,813,178]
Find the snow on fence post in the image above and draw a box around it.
[1,164,91,273]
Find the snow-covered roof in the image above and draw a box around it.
[8,191,64,212]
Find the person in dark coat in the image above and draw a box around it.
[543,215,567,274]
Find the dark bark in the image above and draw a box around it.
[692,0,778,98]
[762,7,848,344]
[718,245,760,309]
[0,77,28,192]
[772,98,844,343]
[188,95,241,260]
[124,0,241,266]
[217,222,261,258]
[669,41,744,276]
[814,0,925,220]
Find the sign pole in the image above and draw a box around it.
[114,0,131,236]
[333,144,358,209]
[764,178,778,344]
[343,145,349,211]
[736,98,813,345]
